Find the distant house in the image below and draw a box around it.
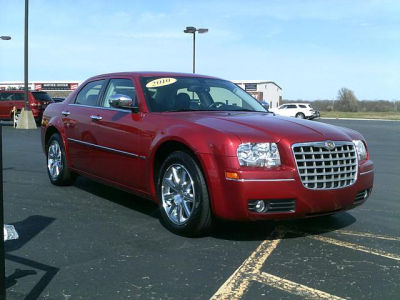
[232,80,282,109]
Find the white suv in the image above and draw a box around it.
[270,103,319,119]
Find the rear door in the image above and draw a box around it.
[62,79,107,174]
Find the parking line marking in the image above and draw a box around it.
[308,235,400,261]
[210,229,284,300]
[334,230,400,241]
[252,272,346,300]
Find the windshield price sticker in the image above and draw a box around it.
[146,78,177,88]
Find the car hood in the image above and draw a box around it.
[165,111,362,144]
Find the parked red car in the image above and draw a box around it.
[41,72,374,235]
[0,90,53,123]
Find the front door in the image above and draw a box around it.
[88,78,148,191]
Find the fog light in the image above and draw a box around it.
[255,200,266,213]
[364,189,369,199]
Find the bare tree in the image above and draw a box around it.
[336,88,359,112]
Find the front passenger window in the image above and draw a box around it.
[75,80,105,106]
[102,79,136,108]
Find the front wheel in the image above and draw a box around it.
[157,151,213,236]
[46,133,75,186]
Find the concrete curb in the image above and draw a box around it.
[320,117,400,122]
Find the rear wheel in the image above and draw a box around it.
[295,112,305,119]
[46,133,75,186]
[157,151,213,236]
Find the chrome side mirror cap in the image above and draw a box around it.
[109,94,139,112]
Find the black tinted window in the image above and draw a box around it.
[0,92,24,101]
[299,104,307,108]
[32,91,53,102]
[287,105,297,109]
[75,80,105,106]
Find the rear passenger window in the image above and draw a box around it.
[299,105,307,108]
[75,80,105,106]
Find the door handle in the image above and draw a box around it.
[61,111,70,116]
[90,115,102,121]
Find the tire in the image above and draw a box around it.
[157,151,213,236]
[295,112,305,119]
[46,133,75,186]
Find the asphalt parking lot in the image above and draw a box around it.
[2,119,400,299]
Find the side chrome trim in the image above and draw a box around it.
[69,103,132,113]
[68,138,146,159]
[360,169,374,176]
[226,178,295,182]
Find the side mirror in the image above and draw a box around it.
[109,94,139,112]
[260,100,269,110]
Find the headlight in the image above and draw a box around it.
[353,140,367,161]
[237,142,281,167]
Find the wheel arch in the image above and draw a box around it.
[150,140,213,209]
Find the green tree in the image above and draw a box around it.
[336,88,359,112]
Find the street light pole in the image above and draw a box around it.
[24,0,29,109]
[17,0,36,129]
[0,33,11,300]
[184,26,208,74]
[192,31,195,74]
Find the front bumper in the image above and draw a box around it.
[200,153,374,221]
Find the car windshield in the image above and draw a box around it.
[32,91,53,102]
[140,76,267,112]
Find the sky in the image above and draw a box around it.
[0,0,399,100]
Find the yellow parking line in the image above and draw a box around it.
[309,235,400,261]
[252,272,346,300]
[210,229,284,300]
[334,230,400,241]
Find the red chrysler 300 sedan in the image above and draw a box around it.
[41,72,374,235]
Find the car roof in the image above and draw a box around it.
[283,103,311,105]
[88,71,223,81]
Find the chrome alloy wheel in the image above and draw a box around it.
[161,163,196,225]
[47,140,63,180]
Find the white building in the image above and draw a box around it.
[233,80,282,109]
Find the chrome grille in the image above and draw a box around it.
[292,141,358,190]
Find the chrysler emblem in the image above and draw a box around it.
[325,141,336,150]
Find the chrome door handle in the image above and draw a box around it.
[61,111,70,116]
[90,115,102,121]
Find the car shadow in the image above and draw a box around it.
[211,212,357,241]
[73,176,160,218]
[73,176,357,241]
[5,215,59,299]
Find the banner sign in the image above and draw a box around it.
[34,83,79,91]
